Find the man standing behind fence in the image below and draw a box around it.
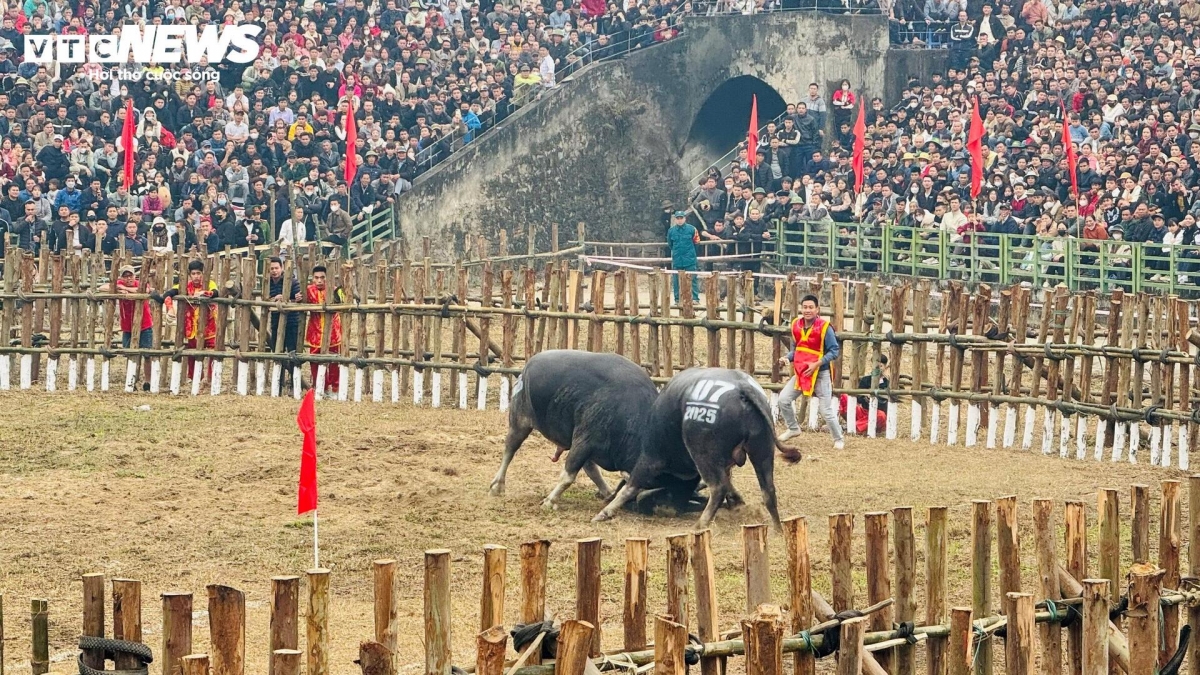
[99,265,153,390]
[667,210,701,304]
[155,260,218,385]
[305,265,346,396]
[776,294,845,449]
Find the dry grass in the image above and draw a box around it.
[0,392,1185,674]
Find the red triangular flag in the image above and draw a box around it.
[967,98,985,200]
[121,99,135,191]
[852,96,866,194]
[746,94,759,168]
[297,389,318,514]
[344,99,358,185]
[1060,104,1079,201]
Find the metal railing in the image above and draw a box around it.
[774,220,1200,294]
[348,204,397,254]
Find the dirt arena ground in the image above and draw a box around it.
[0,392,1187,674]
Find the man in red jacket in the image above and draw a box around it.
[99,265,154,389]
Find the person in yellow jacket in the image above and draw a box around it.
[776,294,845,448]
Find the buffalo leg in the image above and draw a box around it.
[592,482,642,521]
[490,415,534,496]
[748,440,783,530]
[695,468,733,529]
[583,462,612,500]
[542,435,594,509]
[725,486,746,507]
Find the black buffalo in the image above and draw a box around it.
[593,367,801,529]
[490,350,659,508]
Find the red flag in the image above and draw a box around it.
[121,99,135,191]
[344,99,358,185]
[297,389,318,515]
[967,98,984,200]
[852,96,866,194]
[1061,105,1079,201]
[746,94,759,168]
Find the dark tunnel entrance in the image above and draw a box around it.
[681,76,787,182]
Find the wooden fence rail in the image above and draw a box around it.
[13,482,1200,674]
[1,242,1199,468]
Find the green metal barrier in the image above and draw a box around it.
[773,221,1200,295]
[348,205,397,255]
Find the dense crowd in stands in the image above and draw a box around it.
[681,0,1200,286]
[0,0,683,259]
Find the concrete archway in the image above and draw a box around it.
[680,76,787,181]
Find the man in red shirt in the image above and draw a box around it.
[99,265,154,390]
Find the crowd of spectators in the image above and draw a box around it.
[0,0,683,260]
[684,0,1200,287]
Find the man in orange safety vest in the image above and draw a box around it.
[776,294,845,448]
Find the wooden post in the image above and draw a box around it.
[893,508,916,675]
[743,524,771,613]
[654,616,687,675]
[1033,499,1062,675]
[374,560,398,675]
[82,573,105,671]
[269,576,300,675]
[307,569,331,675]
[1190,475,1200,674]
[1004,593,1033,675]
[272,650,300,675]
[948,608,974,675]
[995,496,1021,605]
[970,501,992,675]
[30,599,47,675]
[666,534,690,628]
[425,551,451,675]
[865,512,894,673]
[837,616,868,675]
[783,517,815,675]
[691,531,723,675]
[181,655,210,675]
[576,538,602,656]
[208,585,245,675]
[476,627,508,675]
[1131,484,1150,563]
[624,539,649,651]
[926,506,949,675]
[1126,563,1165,675]
[520,540,550,666]
[480,547,506,632]
[1097,489,1121,611]
[162,593,193,675]
[1081,580,1109,675]
[830,514,855,612]
[1159,480,1182,668]
[555,620,594,675]
[1065,501,1087,675]
[743,606,783,675]
[113,579,143,672]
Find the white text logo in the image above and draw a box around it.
[24,24,262,65]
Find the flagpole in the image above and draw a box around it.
[312,508,320,569]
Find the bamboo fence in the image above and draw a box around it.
[1,232,1199,469]
[11,482,1200,675]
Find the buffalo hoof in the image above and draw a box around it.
[489,482,505,497]
[541,498,559,511]
[592,511,613,523]
[595,490,614,501]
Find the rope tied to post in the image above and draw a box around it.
[77,636,152,675]
[473,362,493,378]
[893,621,918,645]
[1043,342,1066,361]
[1144,405,1162,425]
[511,620,559,660]
[683,634,704,665]
[885,330,903,345]
[1041,599,1060,623]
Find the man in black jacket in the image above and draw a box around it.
[266,256,304,391]
[36,135,71,183]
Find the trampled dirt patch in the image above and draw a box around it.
[0,392,1183,673]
